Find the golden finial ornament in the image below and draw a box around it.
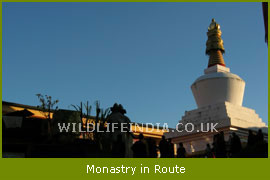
[206,18,226,67]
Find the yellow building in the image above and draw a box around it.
[2,101,167,142]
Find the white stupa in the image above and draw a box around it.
[165,19,267,154]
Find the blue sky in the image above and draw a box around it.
[3,2,268,128]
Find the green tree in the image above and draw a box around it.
[93,101,110,152]
[70,101,92,139]
[36,94,59,136]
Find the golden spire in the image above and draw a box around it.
[206,18,226,67]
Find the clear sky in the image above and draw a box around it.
[3,2,268,128]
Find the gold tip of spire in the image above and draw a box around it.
[206,19,226,67]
